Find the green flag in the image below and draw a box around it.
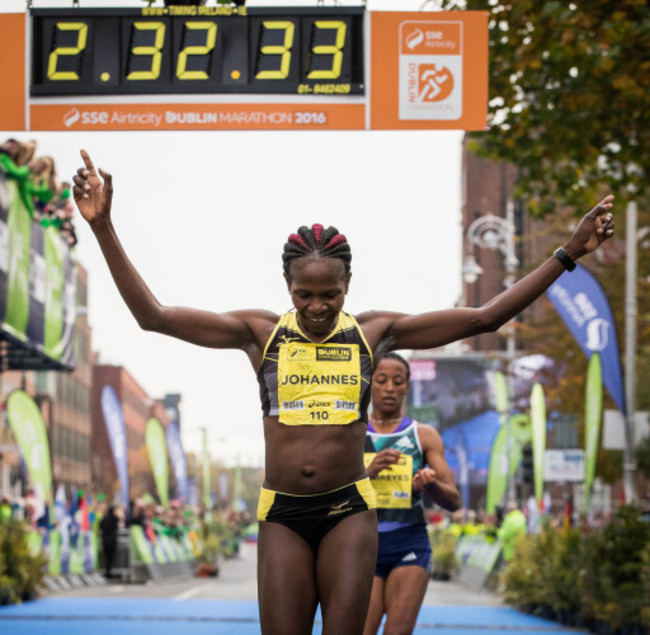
[485,413,531,514]
[202,428,211,509]
[530,382,547,507]
[6,390,53,521]
[4,179,31,340]
[584,353,603,513]
[493,371,509,414]
[486,370,511,514]
[145,417,169,507]
[43,225,65,360]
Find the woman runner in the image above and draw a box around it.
[73,149,614,635]
[364,352,459,635]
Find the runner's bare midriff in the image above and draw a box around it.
[263,416,368,495]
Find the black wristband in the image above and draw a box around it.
[553,247,576,272]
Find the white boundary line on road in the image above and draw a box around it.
[174,584,210,601]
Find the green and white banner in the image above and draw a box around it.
[145,417,169,507]
[43,225,65,359]
[3,176,31,340]
[584,353,603,512]
[530,382,547,507]
[0,171,75,370]
[6,390,53,520]
[485,413,531,514]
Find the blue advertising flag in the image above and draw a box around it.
[100,385,130,515]
[165,421,189,502]
[546,264,625,415]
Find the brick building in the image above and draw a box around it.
[91,365,172,503]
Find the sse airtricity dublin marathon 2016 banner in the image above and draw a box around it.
[0,171,75,370]
[546,264,625,415]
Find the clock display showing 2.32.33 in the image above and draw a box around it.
[30,6,365,97]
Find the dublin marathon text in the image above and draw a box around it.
[164,110,329,125]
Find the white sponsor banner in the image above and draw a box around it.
[544,449,585,482]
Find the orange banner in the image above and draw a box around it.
[2,10,487,132]
[370,11,488,130]
[29,102,366,131]
[0,13,26,130]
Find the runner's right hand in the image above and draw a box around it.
[367,449,402,479]
[73,149,113,225]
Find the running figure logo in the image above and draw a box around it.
[417,64,454,102]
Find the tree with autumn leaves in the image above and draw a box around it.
[437,0,649,487]
[440,0,649,210]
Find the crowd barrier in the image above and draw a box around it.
[26,525,200,588]
[125,526,198,582]
[455,533,503,588]
[26,529,99,576]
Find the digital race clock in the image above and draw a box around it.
[30,6,365,97]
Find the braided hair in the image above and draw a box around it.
[282,223,352,277]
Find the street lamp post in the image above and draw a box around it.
[462,202,519,503]
[624,200,638,502]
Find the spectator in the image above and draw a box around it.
[0,496,12,523]
[1,138,78,246]
[28,155,58,220]
[129,498,146,527]
[526,494,542,533]
[497,500,527,563]
[99,505,120,579]
[0,138,36,167]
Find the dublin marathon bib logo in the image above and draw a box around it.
[277,342,361,426]
[316,346,352,362]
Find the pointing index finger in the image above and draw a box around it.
[80,149,97,176]
[587,194,614,218]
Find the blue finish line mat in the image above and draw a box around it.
[0,598,589,634]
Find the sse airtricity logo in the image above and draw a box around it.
[585,318,610,352]
[405,29,424,50]
[63,108,80,128]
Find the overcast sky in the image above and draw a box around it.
[2,0,465,467]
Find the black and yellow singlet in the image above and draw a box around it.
[257,310,373,426]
